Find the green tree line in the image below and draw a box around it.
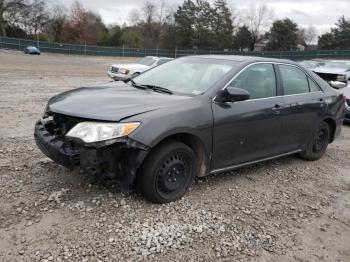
[0,0,349,51]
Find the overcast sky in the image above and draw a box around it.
[58,0,349,35]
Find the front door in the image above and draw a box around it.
[212,63,285,170]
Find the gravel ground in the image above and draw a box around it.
[0,50,350,262]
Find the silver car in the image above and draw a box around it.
[107,56,173,81]
[311,60,350,122]
[299,59,324,69]
[343,87,350,123]
[313,60,350,88]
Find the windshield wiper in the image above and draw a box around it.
[129,79,147,90]
[129,80,173,94]
[141,84,173,94]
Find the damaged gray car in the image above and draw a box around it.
[35,56,345,203]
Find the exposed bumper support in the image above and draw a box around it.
[34,120,149,191]
[345,100,350,122]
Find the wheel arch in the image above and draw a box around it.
[142,132,209,177]
[323,117,336,143]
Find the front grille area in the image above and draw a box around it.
[43,113,84,137]
[315,72,347,84]
[111,66,119,73]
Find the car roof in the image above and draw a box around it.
[186,55,295,64]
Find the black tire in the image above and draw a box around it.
[137,140,196,203]
[299,122,330,161]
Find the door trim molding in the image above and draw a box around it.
[209,149,302,174]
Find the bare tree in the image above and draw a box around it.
[25,0,50,36]
[304,26,317,45]
[244,3,274,50]
[128,8,141,26]
[0,0,51,37]
[143,1,156,24]
[0,0,4,36]
[0,0,26,36]
[46,2,67,42]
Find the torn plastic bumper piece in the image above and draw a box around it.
[34,120,149,190]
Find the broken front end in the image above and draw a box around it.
[34,112,149,190]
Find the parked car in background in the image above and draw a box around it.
[313,60,350,89]
[108,56,173,81]
[24,46,41,55]
[35,55,345,203]
[341,86,350,123]
[299,59,324,69]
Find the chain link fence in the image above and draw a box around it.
[1,36,350,60]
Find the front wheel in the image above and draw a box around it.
[299,122,330,161]
[137,140,196,203]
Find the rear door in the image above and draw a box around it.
[212,63,285,170]
[276,64,327,152]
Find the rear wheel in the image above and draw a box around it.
[137,140,196,203]
[299,122,330,161]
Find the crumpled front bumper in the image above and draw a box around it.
[34,120,79,169]
[34,120,149,190]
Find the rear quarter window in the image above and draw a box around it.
[308,77,322,92]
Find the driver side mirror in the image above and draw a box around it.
[329,81,347,89]
[215,86,250,103]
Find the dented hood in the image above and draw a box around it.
[48,82,191,121]
[313,67,349,75]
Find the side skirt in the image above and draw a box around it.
[209,149,302,175]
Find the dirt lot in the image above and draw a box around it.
[0,50,349,262]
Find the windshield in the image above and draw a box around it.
[137,57,157,66]
[132,57,236,96]
[323,61,350,69]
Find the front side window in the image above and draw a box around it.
[279,65,310,95]
[228,63,277,99]
[133,57,236,96]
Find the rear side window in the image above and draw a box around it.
[308,77,321,92]
[229,63,277,99]
[279,65,309,95]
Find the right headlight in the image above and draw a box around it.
[336,74,346,81]
[119,68,130,75]
[66,122,140,143]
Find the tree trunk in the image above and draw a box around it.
[0,0,6,36]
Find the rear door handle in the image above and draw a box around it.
[272,104,281,110]
[272,104,282,114]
